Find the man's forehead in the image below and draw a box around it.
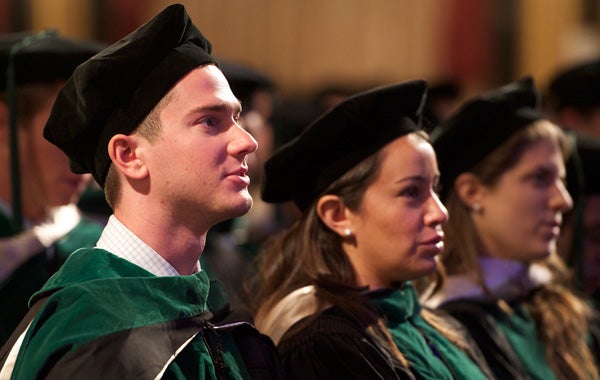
[173,66,241,112]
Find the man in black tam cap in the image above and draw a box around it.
[0,30,104,347]
[0,4,282,379]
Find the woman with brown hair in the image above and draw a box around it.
[247,80,493,379]
[424,77,599,380]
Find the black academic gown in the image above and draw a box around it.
[278,308,415,380]
[275,285,493,380]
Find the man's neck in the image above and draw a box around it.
[113,210,207,275]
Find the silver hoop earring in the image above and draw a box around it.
[344,228,353,237]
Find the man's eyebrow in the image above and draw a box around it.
[187,102,242,116]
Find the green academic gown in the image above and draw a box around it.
[0,211,103,345]
[5,248,280,379]
[371,284,492,380]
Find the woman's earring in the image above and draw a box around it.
[471,203,482,212]
[343,228,353,238]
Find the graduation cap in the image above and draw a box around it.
[546,59,600,112]
[0,30,105,90]
[261,80,427,211]
[1,30,103,231]
[431,77,544,201]
[43,3,217,187]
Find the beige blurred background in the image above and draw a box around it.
[2,0,600,100]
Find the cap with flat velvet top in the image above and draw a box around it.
[261,80,428,211]
[0,30,104,90]
[43,3,217,187]
[431,77,545,201]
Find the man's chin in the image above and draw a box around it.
[230,197,253,218]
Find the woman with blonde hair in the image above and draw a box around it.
[247,81,493,379]
[424,77,599,380]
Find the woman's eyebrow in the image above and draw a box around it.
[395,175,427,184]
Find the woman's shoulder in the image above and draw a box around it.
[279,307,366,344]
[278,310,415,380]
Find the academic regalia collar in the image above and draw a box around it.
[372,283,490,380]
[258,283,415,344]
[32,248,216,313]
[369,282,422,322]
[422,257,553,308]
[256,285,320,345]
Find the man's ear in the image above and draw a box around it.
[107,134,149,180]
[316,194,352,238]
[454,172,484,210]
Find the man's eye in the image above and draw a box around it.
[198,117,216,128]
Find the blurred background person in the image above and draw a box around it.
[558,132,600,305]
[0,30,104,345]
[424,77,598,380]
[544,60,600,304]
[201,60,282,309]
[545,58,600,138]
[221,60,280,258]
[422,79,463,133]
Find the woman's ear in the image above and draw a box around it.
[454,172,485,212]
[107,134,149,181]
[316,194,352,238]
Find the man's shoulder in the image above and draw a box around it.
[13,287,283,379]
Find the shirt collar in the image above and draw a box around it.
[96,215,200,276]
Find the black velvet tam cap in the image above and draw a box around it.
[547,59,600,112]
[0,30,104,90]
[43,3,217,187]
[262,80,427,211]
[431,77,544,201]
